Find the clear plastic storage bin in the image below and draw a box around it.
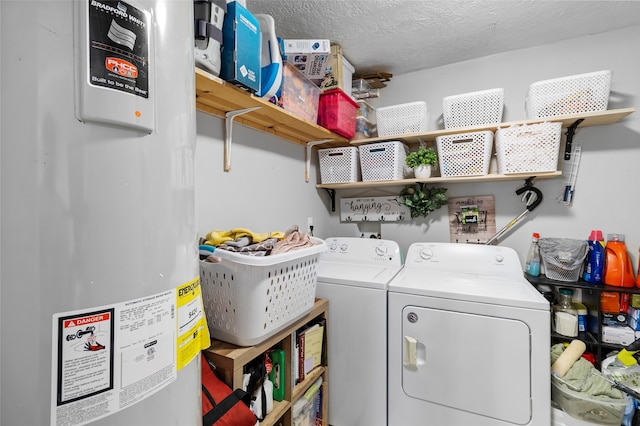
[200,238,326,346]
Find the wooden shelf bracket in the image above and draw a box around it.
[305,139,333,182]
[224,106,262,171]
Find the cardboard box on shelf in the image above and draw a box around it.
[320,44,355,96]
[602,325,636,346]
[280,39,330,80]
[220,1,260,93]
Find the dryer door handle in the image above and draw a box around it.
[404,336,418,368]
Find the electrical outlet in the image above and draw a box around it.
[307,217,314,233]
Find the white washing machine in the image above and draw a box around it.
[316,237,403,426]
[388,242,551,426]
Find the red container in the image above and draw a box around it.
[317,88,358,138]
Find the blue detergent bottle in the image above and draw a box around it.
[583,229,605,283]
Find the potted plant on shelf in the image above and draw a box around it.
[405,146,438,179]
[397,183,448,218]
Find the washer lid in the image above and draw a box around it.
[317,261,402,289]
[388,269,549,310]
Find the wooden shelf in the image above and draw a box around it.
[317,107,634,190]
[204,299,329,426]
[317,171,562,189]
[195,68,348,149]
[350,107,636,146]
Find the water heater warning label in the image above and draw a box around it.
[87,0,149,98]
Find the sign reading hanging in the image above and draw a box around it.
[340,196,410,222]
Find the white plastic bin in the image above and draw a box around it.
[200,238,326,346]
[526,70,611,119]
[442,88,504,128]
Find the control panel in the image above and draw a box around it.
[323,237,402,265]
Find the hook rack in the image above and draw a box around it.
[224,107,262,172]
[564,118,584,161]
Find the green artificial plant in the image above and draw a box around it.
[398,183,447,218]
[405,146,438,168]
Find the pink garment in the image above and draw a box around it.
[271,230,315,254]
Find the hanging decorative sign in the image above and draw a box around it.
[340,196,409,222]
[447,195,496,244]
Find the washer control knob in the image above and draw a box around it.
[419,248,433,260]
[495,254,504,263]
[340,244,348,252]
[375,245,387,256]
[329,243,337,251]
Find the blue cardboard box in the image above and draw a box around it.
[221,1,260,93]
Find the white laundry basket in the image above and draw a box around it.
[200,238,326,346]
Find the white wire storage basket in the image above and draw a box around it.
[436,130,494,177]
[375,101,429,136]
[318,146,360,184]
[442,88,504,129]
[358,141,409,181]
[495,122,561,174]
[200,238,326,346]
[525,70,611,119]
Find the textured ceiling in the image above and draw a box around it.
[247,0,640,77]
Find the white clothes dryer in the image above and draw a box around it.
[316,237,403,426]
[388,242,550,426]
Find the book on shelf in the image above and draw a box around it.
[295,318,326,384]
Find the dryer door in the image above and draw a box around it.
[401,305,532,424]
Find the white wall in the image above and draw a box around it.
[195,25,640,270]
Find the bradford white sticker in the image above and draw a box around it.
[51,290,177,426]
[86,0,150,98]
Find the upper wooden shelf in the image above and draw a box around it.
[195,68,348,149]
[350,107,636,146]
[316,171,562,189]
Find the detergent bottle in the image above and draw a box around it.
[604,234,635,287]
[583,230,605,283]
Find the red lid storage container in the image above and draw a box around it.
[317,88,358,138]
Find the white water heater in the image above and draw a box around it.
[1,1,204,425]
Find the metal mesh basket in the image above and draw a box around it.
[495,122,561,174]
[442,88,504,129]
[539,238,588,282]
[436,130,494,177]
[526,70,611,119]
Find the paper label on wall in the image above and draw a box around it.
[447,195,496,244]
[340,196,409,222]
